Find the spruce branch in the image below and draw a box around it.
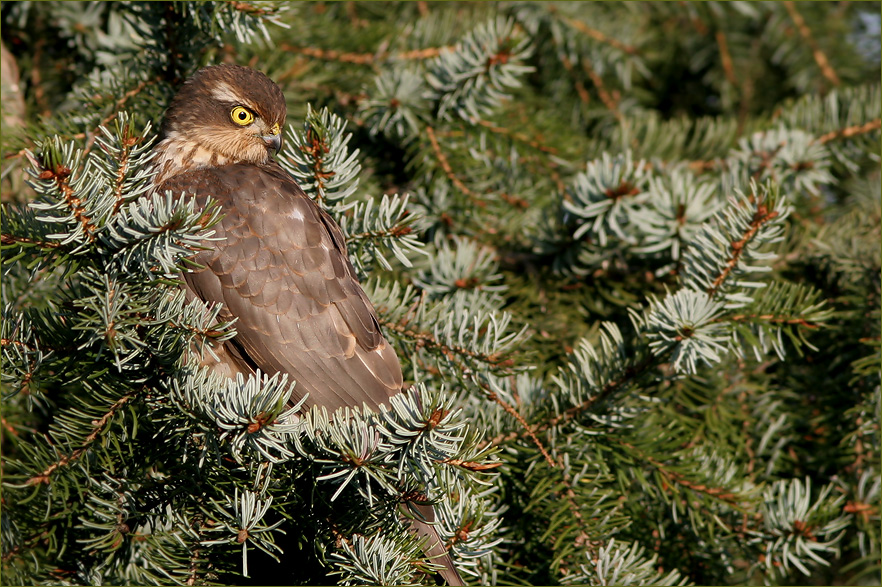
[278,43,452,66]
[279,105,361,211]
[361,68,429,139]
[682,181,790,308]
[425,126,482,204]
[426,17,534,123]
[782,1,841,87]
[612,438,747,511]
[327,529,425,586]
[26,141,96,246]
[815,118,882,144]
[477,375,554,468]
[724,281,833,360]
[715,30,738,87]
[379,317,517,373]
[338,193,426,272]
[751,477,850,579]
[557,51,591,106]
[562,150,651,247]
[565,539,685,586]
[550,9,640,56]
[0,233,62,250]
[200,489,285,577]
[580,56,621,119]
[23,393,136,487]
[471,118,559,155]
[2,3,877,584]
[74,77,161,157]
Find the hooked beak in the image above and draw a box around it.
[262,122,282,155]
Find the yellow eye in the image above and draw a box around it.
[230,106,255,126]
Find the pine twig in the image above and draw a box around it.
[581,57,621,119]
[471,118,559,155]
[26,153,97,243]
[0,234,63,249]
[279,43,450,67]
[479,378,555,467]
[26,394,135,485]
[559,53,591,105]
[553,11,640,56]
[425,126,484,206]
[76,77,159,156]
[814,119,881,144]
[379,318,515,372]
[716,30,738,86]
[225,0,274,17]
[783,1,841,87]
[722,313,821,328]
[706,200,780,298]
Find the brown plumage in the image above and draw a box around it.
[151,64,464,586]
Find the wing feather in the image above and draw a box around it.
[159,161,403,412]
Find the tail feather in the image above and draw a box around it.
[404,502,465,586]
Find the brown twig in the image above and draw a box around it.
[425,126,484,205]
[110,125,140,214]
[1,415,21,437]
[279,43,449,67]
[684,118,881,173]
[226,0,274,17]
[547,354,656,431]
[559,53,591,105]
[716,30,738,86]
[814,119,881,144]
[30,38,50,118]
[379,318,513,370]
[721,313,822,328]
[615,437,744,509]
[0,234,62,249]
[481,353,658,453]
[554,464,597,576]
[481,380,555,467]
[656,462,742,508]
[471,119,560,155]
[682,1,710,36]
[74,77,158,156]
[279,44,377,65]
[581,57,621,120]
[707,199,780,297]
[28,157,97,243]
[380,316,552,465]
[783,1,841,87]
[27,394,134,485]
[300,127,335,205]
[3,147,31,161]
[442,458,503,471]
[554,12,640,56]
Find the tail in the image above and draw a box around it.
[403,501,465,586]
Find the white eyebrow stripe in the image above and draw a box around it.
[211,82,250,106]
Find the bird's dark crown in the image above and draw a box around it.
[160,64,286,138]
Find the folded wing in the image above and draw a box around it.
[159,161,403,412]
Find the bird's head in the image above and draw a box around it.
[158,64,286,166]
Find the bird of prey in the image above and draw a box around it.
[151,64,464,586]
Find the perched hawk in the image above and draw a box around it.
[152,64,464,586]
